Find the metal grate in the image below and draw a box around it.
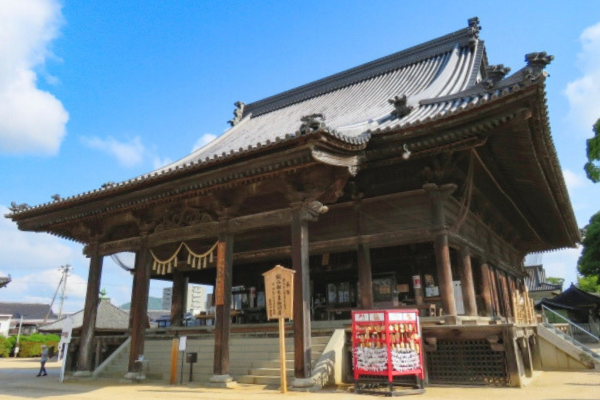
[426,339,508,386]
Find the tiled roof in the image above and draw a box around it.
[5,19,487,217]
[0,302,56,321]
[6,18,565,237]
[39,300,129,332]
[524,265,563,292]
[159,22,483,172]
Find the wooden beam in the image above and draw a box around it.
[213,225,233,376]
[76,242,103,374]
[503,326,523,387]
[128,235,151,372]
[291,204,312,379]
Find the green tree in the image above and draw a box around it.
[578,211,600,288]
[584,118,600,183]
[577,275,600,293]
[547,277,565,287]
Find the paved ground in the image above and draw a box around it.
[1,358,599,400]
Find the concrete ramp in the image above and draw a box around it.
[536,324,600,371]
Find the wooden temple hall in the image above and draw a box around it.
[7,18,579,387]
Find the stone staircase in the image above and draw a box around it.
[236,335,329,385]
[94,334,331,385]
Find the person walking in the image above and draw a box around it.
[37,345,48,377]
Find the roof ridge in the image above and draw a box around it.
[244,23,479,117]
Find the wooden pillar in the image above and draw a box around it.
[459,248,477,316]
[291,203,312,379]
[354,200,373,309]
[75,241,103,375]
[128,266,138,330]
[212,222,233,378]
[424,183,457,317]
[489,266,502,318]
[479,262,494,317]
[357,244,373,309]
[170,270,187,326]
[128,234,151,373]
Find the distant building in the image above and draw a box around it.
[162,284,207,314]
[0,314,11,337]
[524,265,563,301]
[0,302,58,335]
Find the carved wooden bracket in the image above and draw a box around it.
[154,207,215,234]
[299,200,328,222]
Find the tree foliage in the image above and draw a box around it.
[546,277,565,287]
[577,275,600,293]
[584,118,600,183]
[578,211,600,279]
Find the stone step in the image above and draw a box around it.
[237,375,284,386]
[248,368,293,377]
[252,359,294,369]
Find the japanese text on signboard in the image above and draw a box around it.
[263,265,294,320]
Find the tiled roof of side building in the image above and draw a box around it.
[0,302,57,320]
[39,300,130,332]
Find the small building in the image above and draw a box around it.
[525,265,563,301]
[39,299,131,369]
[536,284,600,325]
[0,302,57,335]
[0,314,11,337]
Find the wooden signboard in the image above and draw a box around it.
[215,241,226,306]
[263,265,295,393]
[263,264,294,320]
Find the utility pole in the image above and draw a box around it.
[57,264,72,320]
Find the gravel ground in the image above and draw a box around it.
[0,358,599,400]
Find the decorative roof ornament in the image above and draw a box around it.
[482,64,511,89]
[9,202,29,212]
[388,95,413,119]
[524,52,554,81]
[228,101,245,127]
[299,113,329,135]
[467,17,482,39]
[101,182,116,189]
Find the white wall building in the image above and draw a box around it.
[0,315,11,337]
[162,284,208,315]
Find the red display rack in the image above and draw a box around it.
[352,310,425,396]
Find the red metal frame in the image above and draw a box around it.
[352,309,424,382]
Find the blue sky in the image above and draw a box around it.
[1,1,599,312]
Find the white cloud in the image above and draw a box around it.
[82,135,145,167]
[153,156,173,169]
[0,205,90,312]
[541,246,582,287]
[193,133,217,151]
[562,168,587,191]
[564,21,600,131]
[0,0,69,155]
